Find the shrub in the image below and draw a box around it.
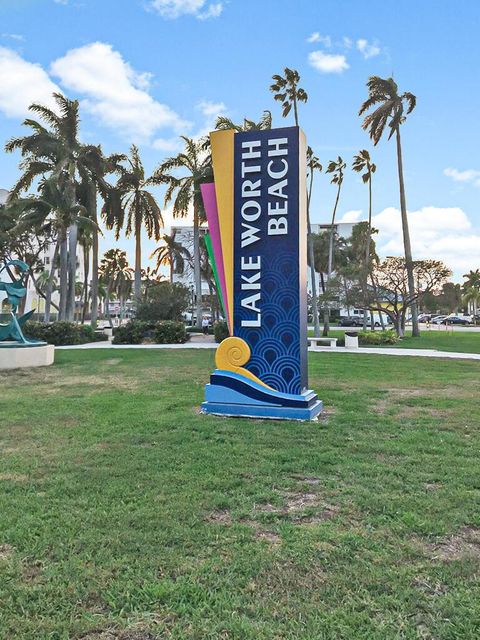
[153,321,188,344]
[357,330,399,345]
[136,282,190,322]
[112,321,153,345]
[23,321,107,346]
[214,320,229,343]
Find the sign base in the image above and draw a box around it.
[202,369,323,421]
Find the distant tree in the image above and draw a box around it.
[215,111,272,131]
[306,147,323,337]
[270,68,308,126]
[463,287,480,319]
[359,76,419,336]
[463,269,480,290]
[136,281,190,322]
[323,156,346,335]
[151,232,191,283]
[370,257,451,336]
[99,249,133,327]
[352,150,377,328]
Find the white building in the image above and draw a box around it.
[170,225,211,298]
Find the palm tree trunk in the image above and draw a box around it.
[59,227,68,321]
[362,175,373,331]
[323,183,341,336]
[170,258,174,284]
[134,214,142,302]
[105,281,113,329]
[66,223,78,322]
[307,172,321,337]
[395,127,419,337]
[193,204,203,330]
[45,238,60,323]
[81,245,90,323]
[89,182,99,329]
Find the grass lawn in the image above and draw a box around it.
[311,328,480,354]
[1,349,479,639]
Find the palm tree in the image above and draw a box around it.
[306,147,323,337]
[150,137,212,329]
[359,76,419,336]
[323,156,346,335]
[99,249,133,327]
[215,111,272,132]
[270,68,308,126]
[151,231,191,283]
[463,287,480,320]
[463,269,480,290]
[102,145,163,302]
[352,150,377,329]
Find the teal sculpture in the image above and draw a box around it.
[0,260,38,345]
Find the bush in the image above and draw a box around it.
[357,329,399,345]
[214,320,229,343]
[153,321,188,344]
[136,282,190,322]
[112,321,154,345]
[23,321,107,346]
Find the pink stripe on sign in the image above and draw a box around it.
[201,182,231,334]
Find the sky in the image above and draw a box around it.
[0,0,479,281]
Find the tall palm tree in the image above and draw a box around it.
[270,68,308,126]
[352,150,377,329]
[323,156,346,335]
[463,287,480,319]
[102,145,163,302]
[151,137,212,329]
[359,76,419,336]
[151,231,191,283]
[215,111,272,132]
[99,249,133,327]
[306,147,322,337]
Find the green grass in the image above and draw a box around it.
[1,349,480,639]
[310,328,480,354]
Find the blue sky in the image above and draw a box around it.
[0,0,479,279]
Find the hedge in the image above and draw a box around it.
[214,321,229,343]
[24,321,107,346]
[112,320,188,345]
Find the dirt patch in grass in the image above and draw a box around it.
[22,559,43,582]
[424,482,443,492]
[426,526,480,562]
[0,544,14,560]
[205,509,233,525]
[0,472,28,482]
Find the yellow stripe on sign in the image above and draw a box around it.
[210,129,235,333]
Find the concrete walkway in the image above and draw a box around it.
[56,341,480,360]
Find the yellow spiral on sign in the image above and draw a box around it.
[215,337,272,389]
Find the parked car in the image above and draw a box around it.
[339,316,363,327]
[431,315,447,324]
[418,313,433,323]
[442,315,472,325]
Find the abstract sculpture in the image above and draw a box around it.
[0,260,41,345]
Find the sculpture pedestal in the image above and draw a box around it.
[0,343,54,370]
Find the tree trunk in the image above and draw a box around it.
[395,127,419,337]
[81,244,90,323]
[45,238,60,323]
[59,227,68,321]
[134,212,142,302]
[323,183,342,336]
[307,169,321,337]
[90,182,99,329]
[363,174,373,331]
[105,282,113,328]
[193,203,203,330]
[66,223,78,322]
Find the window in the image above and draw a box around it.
[44,256,50,265]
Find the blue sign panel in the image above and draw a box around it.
[233,127,307,395]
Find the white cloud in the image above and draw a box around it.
[444,167,480,187]
[371,206,479,277]
[50,42,190,142]
[148,0,223,19]
[194,99,227,138]
[339,210,363,223]
[308,50,349,74]
[342,36,353,49]
[1,33,25,42]
[356,38,381,59]
[0,47,60,118]
[307,33,331,47]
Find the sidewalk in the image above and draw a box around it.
[57,341,480,360]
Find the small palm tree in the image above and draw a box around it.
[323,157,346,335]
[151,231,191,283]
[359,76,419,336]
[150,137,212,329]
[215,111,272,132]
[306,147,322,336]
[102,145,163,302]
[99,249,133,326]
[463,269,480,290]
[352,150,376,329]
[463,287,480,320]
[270,68,308,126]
